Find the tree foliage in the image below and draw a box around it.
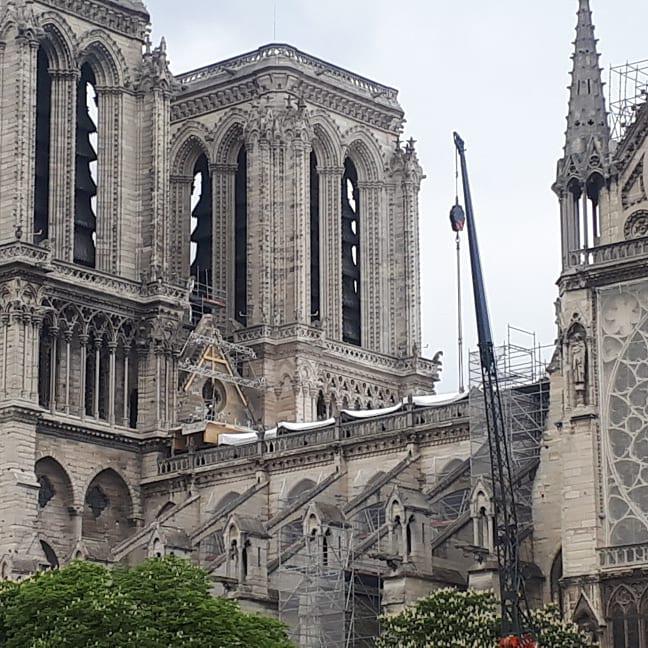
[0,557,292,648]
[377,588,589,648]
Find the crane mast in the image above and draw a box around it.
[453,132,533,645]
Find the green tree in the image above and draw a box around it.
[377,588,589,648]
[0,557,292,648]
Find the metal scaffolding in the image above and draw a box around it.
[468,328,551,531]
[276,518,386,647]
[609,59,648,141]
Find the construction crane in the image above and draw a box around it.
[452,132,536,648]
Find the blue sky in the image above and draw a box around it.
[148,0,648,392]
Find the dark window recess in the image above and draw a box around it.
[316,391,326,420]
[74,63,98,268]
[341,158,361,346]
[190,154,213,317]
[34,48,51,244]
[310,152,320,322]
[37,475,55,508]
[234,147,248,325]
[128,388,138,429]
[40,541,59,569]
[86,484,109,518]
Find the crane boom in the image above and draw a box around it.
[453,132,532,643]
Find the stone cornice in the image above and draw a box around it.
[37,0,149,39]
[37,413,168,452]
[172,65,403,134]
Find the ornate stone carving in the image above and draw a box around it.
[624,209,648,240]
[243,96,313,146]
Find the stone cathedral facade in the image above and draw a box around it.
[1,0,648,646]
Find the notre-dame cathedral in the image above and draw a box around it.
[0,0,647,645]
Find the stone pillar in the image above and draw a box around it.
[211,164,236,328]
[359,182,384,352]
[401,176,421,355]
[319,167,343,341]
[48,70,77,260]
[0,23,41,242]
[169,174,193,281]
[95,87,124,274]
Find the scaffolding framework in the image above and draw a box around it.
[276,515,387,647]
[609,59,648,141]
[469,329,551,531]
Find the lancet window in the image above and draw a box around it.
[190,154,212,288]
[341,158,361,346]
[74,63,98,267]
[34,47,52,244]
[310,151,320,322]
[234,146,248,325]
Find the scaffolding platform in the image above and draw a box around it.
[609,59,648,141]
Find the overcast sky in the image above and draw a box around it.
[148,0,648,393]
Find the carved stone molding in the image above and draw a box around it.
[624,210,648,240]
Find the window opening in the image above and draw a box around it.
[310,152,320,322]
[341,158,361,345]
[74,64,98,267]
[190,154,212,322]
[234,147,248,325]
[34,48,52,244]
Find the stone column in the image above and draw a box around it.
[319,167,343,341]
[211,164,236,328]
[95,87,123,274]
[402,176,422,355]
[48,70,77,261]
[359,182,384,352]
[0,28,41,242]
[169,174,193,281]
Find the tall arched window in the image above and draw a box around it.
[190,154,212,322]
[610,588,640,648]
[310,151,320,322]
[341,158,361,346]
[234,146,247,325]
[74,63,98,268]
[34,47,52,244]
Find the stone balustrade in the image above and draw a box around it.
[176,43,399,105]
[569,236,648,267]
[157,401,469,475]
[599,542,648,569]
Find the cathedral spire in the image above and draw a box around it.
[562,0,609,164]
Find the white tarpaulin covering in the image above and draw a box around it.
[218,395,464,445]
[410,392,466,407]
[340,403,403,419]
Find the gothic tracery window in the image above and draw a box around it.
[610,588,640,648]
[342,158,361,346]
[34,47,52,244]
[74,63,98,267]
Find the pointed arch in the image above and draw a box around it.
[343,128,384,183]
[38,12,77,70]
[311,112,343,168]
[82,468,134,547]
[35,457,75,559]
[213,112,247,165]
[76,30,127,88]
[170,121,212,177]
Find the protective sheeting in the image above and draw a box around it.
[219,419,334,446]
[340,403,403,419]
[410,392,466,407]
[218,394,465,445]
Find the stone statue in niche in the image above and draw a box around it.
[569,329,588,406]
